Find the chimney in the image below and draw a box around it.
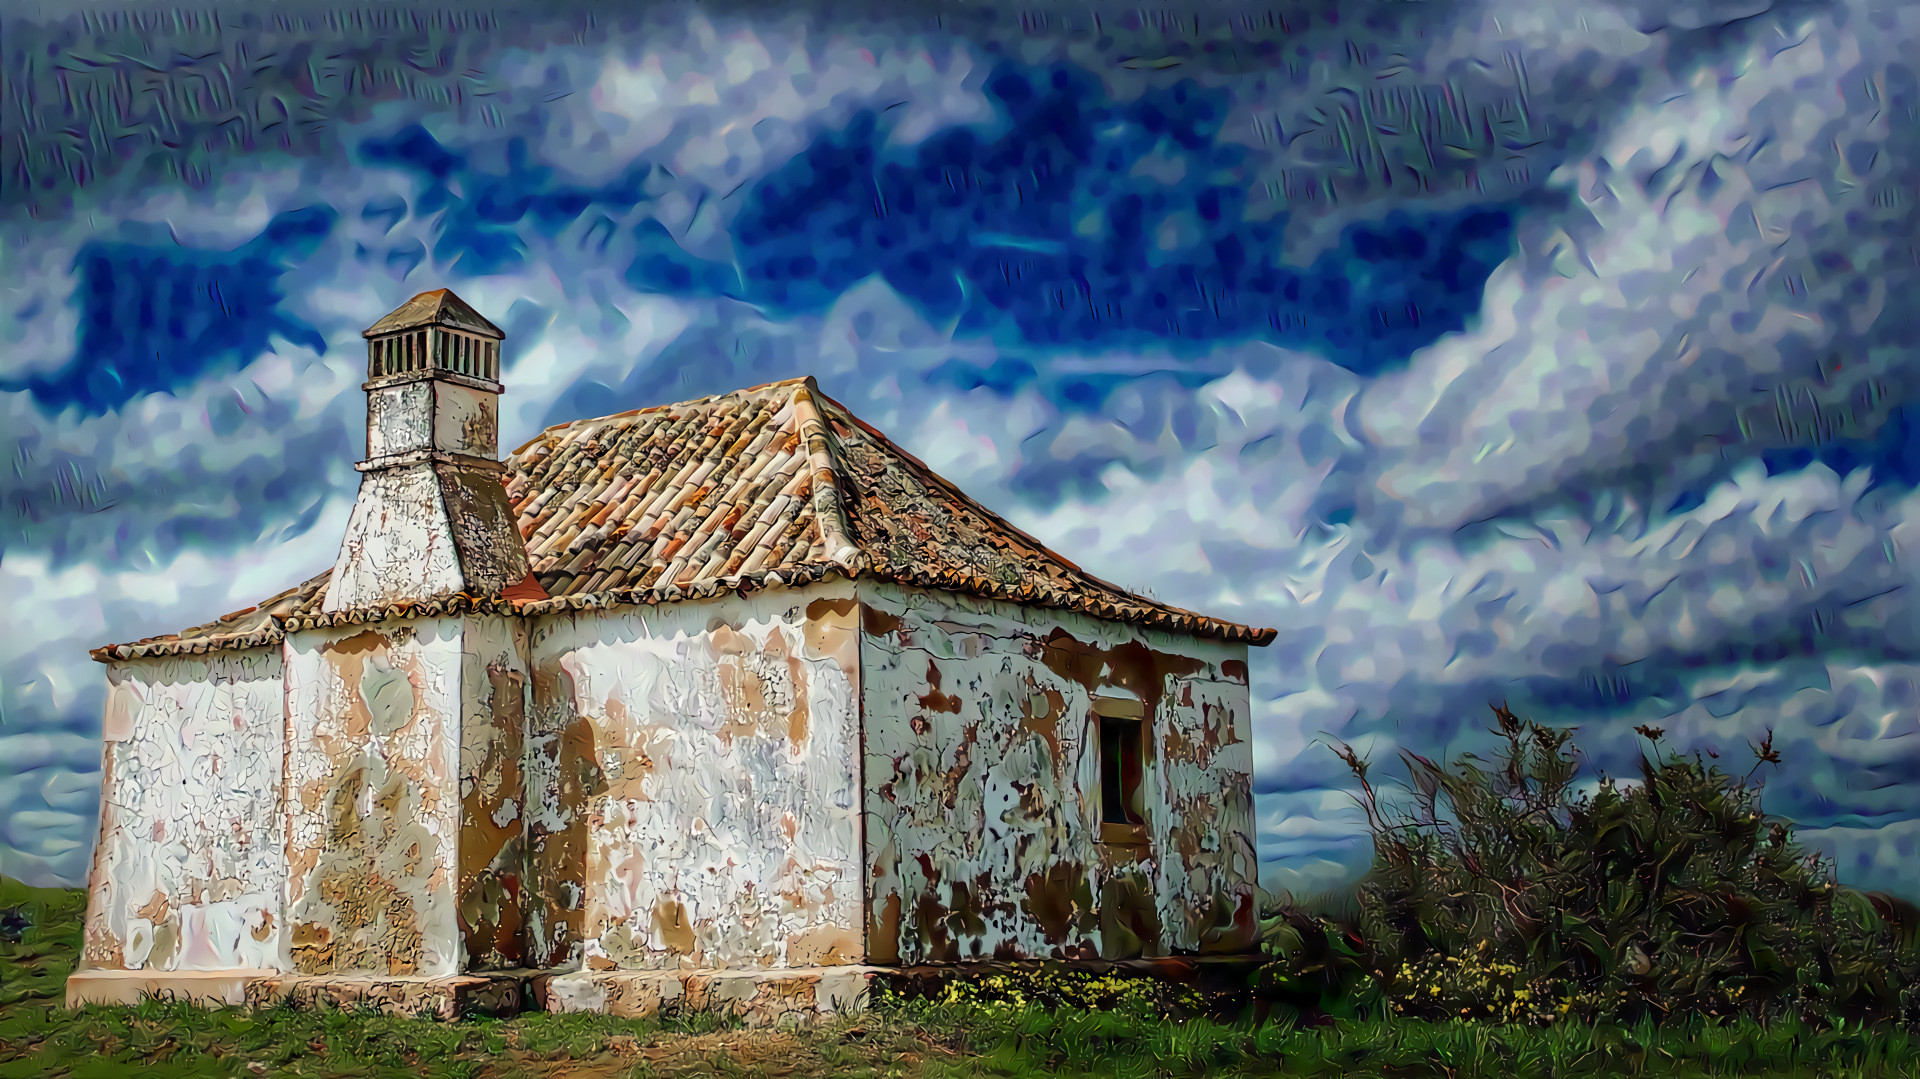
[322,289,535,612]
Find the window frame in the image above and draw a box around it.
[1093,695,1150,847]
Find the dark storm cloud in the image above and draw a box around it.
[350,65,1522,399]
[1,208,334,417]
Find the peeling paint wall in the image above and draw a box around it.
[526,581,863,971]
[367,381,434,460]
[321,465,465,612]
[433,381,498,459]
[284,620,464,977]
[459,615,531,970]
[81,650,286,973]
[78,574,1252,986]
[859,582,1258,966]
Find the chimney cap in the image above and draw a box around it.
[363,288,504,340]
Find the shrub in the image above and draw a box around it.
[1259,705,1920,1029]
[1253,903,1379,1021]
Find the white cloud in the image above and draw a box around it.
[553,13,993,190]
[1359,9,1910,530]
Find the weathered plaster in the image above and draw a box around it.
[434,381,499,459]
[459,614,531,970]
[322,465,465,612]
[81,650,286,973]
[284,620,463,977]
[525,580,863,971]
[78,577,1255,989]
[858,582,1258,966]
[367,381,435,460]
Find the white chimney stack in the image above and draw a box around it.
[322,289,533,612]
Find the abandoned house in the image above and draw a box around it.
[68,289,1275,1023]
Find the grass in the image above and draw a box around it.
[7,877,1920,1077]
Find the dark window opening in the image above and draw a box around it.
[1100,715,1145,826]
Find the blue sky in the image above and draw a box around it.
[5,0,1920,900]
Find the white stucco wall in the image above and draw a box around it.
[283,618,464,977]
[76,575,1256,982]
[81,649,286,973]
[321,464,465,612]
[525,581,863,971]
[859,582,1259,965]
[367,380,434,460]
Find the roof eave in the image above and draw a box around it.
[90,565,1275,663]
[862,564,1274,644]
[91,626,288,663]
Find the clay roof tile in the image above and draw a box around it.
[94,376,1272,660]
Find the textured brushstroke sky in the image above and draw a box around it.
[5,0,1920,899]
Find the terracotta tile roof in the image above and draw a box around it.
[94,570,328,660]
[504,378,864,602]
[820,391,1276,643]
[92,377,1274,661]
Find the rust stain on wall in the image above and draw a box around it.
[868,892,903,965]
[527,649,593,967]
[458,616,530,970]
[1098,871,1163,960]
[1017,686,1068,769]
[915,660,963,715]
[1036,630,1205,726]
[652,898,696,953]
[860,605,903,638]
[1021,861,1097,948]
[295,763,428,975]
[459,394,498,456]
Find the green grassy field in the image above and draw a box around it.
[7,876,1920,1078]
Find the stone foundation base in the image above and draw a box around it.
[67,955,1262,1024]
[248,971,532,1019]
[66,969,532,1020]
[67,968,280,1010]
[66,966,876,1025]
[531,966,886,1026]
